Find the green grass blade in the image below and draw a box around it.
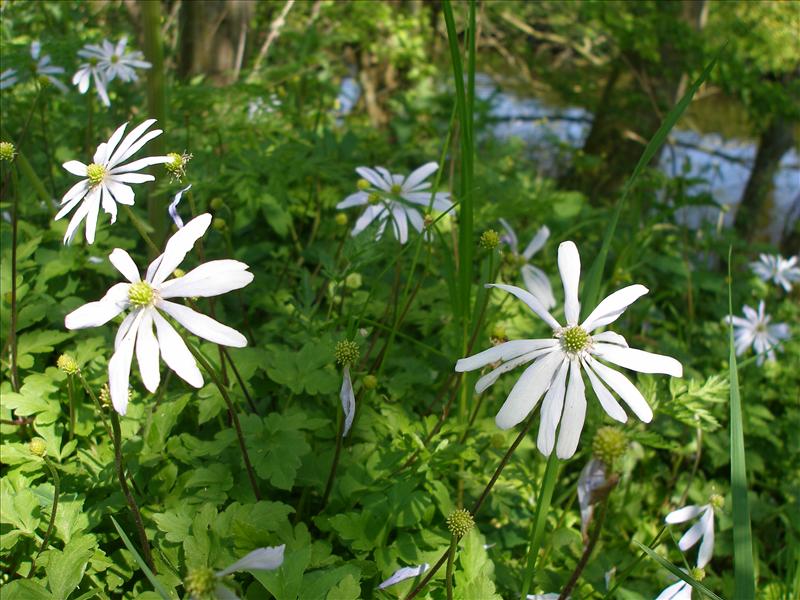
[581,50,722,318]
[727,247,756,598]
[634,541,724,600]
[110,516,172,600]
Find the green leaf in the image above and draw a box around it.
[44,535,96,599]
[247,413,311,490]
[110,516,172,600]
[0,579,54,600]
[325,573,361,600]
[16,330,73,370]
[634,540,724,600]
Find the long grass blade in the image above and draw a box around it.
[727,247,755,598]
[111,516,172,600]
[634,541,724,600]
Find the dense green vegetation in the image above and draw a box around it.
[1,2,798,599]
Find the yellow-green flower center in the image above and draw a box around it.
[88,57,98,66]
[390,183,403,194]
[86,163,106,186]
[110,54,120,64]
[709,494,724,510]
[367,192,381,205]
[128,281,155,307]
[560,326,589,354]
[184,567,216,600]
[0,141,16,162]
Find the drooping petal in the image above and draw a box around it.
[536,358,570,456]
[341,366,355,437]
[55,184,89,220]
[455,339,557,372]
[665,503,703,524]
[115,311,139,350]
[377,564,429,590]
[100,185,117,223]
[522,225,549,260]
[581,358,628,422]
[556,359,587,459]
[151,311,203,387]
[402,162,438,191]
[216,545,285,577]
[109,248,141,283]
[474,346,557,394]
[696,507,715,568]
[581,284,649,332]
[486,283,561,330]
[157,300,247,347]
[521,264,556,310]
[135,310,160,393]
[149,213,212,285]
[592,344,683,377]
[351,205,385,236]
[64,282,130,329]
[558,241,581,325]
[159,260,253,299]
[58,179,90,207]
[677,511,707,552]
[577,458,607,540]
[495,350,565,430]
[109,311,144,415]
[584,356,652,422]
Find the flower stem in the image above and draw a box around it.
[122,205,160,255]
[320,397,347,511]
[404,413,536,600]
[445,535,458,600]
[66,374,76,440]
[519,450,560,600]
[184,339,262,501]
[8,166,20,391]
[29,456,59,576]
[77,373,112,439]
[559,498,609,600]
[109,409,156,573]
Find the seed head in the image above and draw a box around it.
[479,229,500,250]
[592,426,627,466]
[165,151,192,181]
[0,141,16,162]
[690,567,706,582]
[86,163,107,186]
[335,213,348,226]
[335,340,360,366]
[560,326,590,355]
[362,374,378,390]
[57,354,80,375]
[709,494,724,510]
[29,438,47,457]
[356,178,370,191]
[128,281,155,307]
[446,508,474,539]
[184,567,217,600]
[99,384,111,408]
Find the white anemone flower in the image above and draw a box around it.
[72,59,111,106]
[750,253,800,292]
[337,162,452,244]
[455,241,683,459]
[186,545,285,600]
[78,37,151,83]
[655,579,693,600]
[30,41,68,92]
[1,68,19,90]
[55,119,171,244]
[727,300,790,366]
[377,563,429,590]
[64,214,253,415]
[665,502,717,569]
[499,219,556,309]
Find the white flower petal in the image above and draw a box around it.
[558,241,581,325]
[592,343,683,377]
[591,331,628,347]
[584,356,652,422]
[581,284,649,332]
[158,300,247,347]
[391,206,408,244]
[400,192,452,212]
[355,166,390,191]
[109,248,141,283]
[351,205,385,236]
[655,580,692,600]
[112,172,154,184]
[65,282,130,329]
[152,311,203,387]
[377,564,429,590]
[58,179,90,207]
[341,366,355,437]
[402,161,438,191]
[581,358,628,423]
[536,358,570,456]
[486,283,561,330]
[696,508,715,568]
[475,346,556,394]
[109,311,143,415]
[107,119,158,166]
[105,179,135,206]
[62,160,87,176]
[455,339,557,372]
[135,310,160,393]
[109,154,171,174]
[337,191,369,209]
[556,360,587,459]
[498,218,518,253]
[100,185,117,223]
[678,513,706,552]
[522,225,549,260]
[83,187,102,244]
[55,187,88,221]
[159,260,253,299]
[103,121,130,162]
[495,350,565,430]
[216,545,285,577]
[93,142,109,165]
[665,504,703,524]
[149,213,212,286]
[521,264,556,310]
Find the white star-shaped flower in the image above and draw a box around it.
[30,41,68,92]
[64,214,253,415]
[750,253,800,292]
[726,300,790,365]
[456,241,683,459]
[72,58,110,106]
[78,37,151,84]
[337,162,452,244]
[499,219,556,309]
[55,119,171,244]
[665,502,717,569]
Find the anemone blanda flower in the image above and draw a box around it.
[726,300,790,366]
[455,241,683,459]
[665,501,718,569]
[30,41,68,92]
[1,68,18,90]
[72,59,110,106]
[337,162,452,244]
[64,214,253,415]
[56,119,170,244]
[185,545,284,600]
[499,219,556,309]
[78,37,151,83]
[750,253,800,292]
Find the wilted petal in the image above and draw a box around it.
[216,545,285,577]
[377,564,429,590]
[577,459,607,539]
[341,366,355,437]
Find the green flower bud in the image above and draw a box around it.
[210,197,224,211]
[490,432,506,449]
[390,183,403,195]
[362,374,378,390]
[0,141,16,162]
[345,272,362,290]
[479,229,500,250]
[335,213,348,226]
[592,427,627,466]
[212,218,226,231]
[423,213,435,228]
[367,192,381,205]
[184,566,217,600]
[57,354,80,375]
[446,508,474,539]
[356,178,370,191]
[173,268,186,279]
[335,340,360,366]
[29,438,47,457]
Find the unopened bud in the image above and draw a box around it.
[210,197,223,211]
[479,229,500,250]
[335,213,348,226]
[345,273,362,290]
[592,427,627,466]
[29,438,47,457]
[356,178,370,191]
[212,218,226,231]
[0,141,16,162]
[709,494,724,510]
[362,374,378,390]
[690,567,706,582]
[184,566,216,600]
[446,508,474,539]
[57,354,80,375]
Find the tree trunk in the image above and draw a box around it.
[734,115,796,242]
[178,0,253,85]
